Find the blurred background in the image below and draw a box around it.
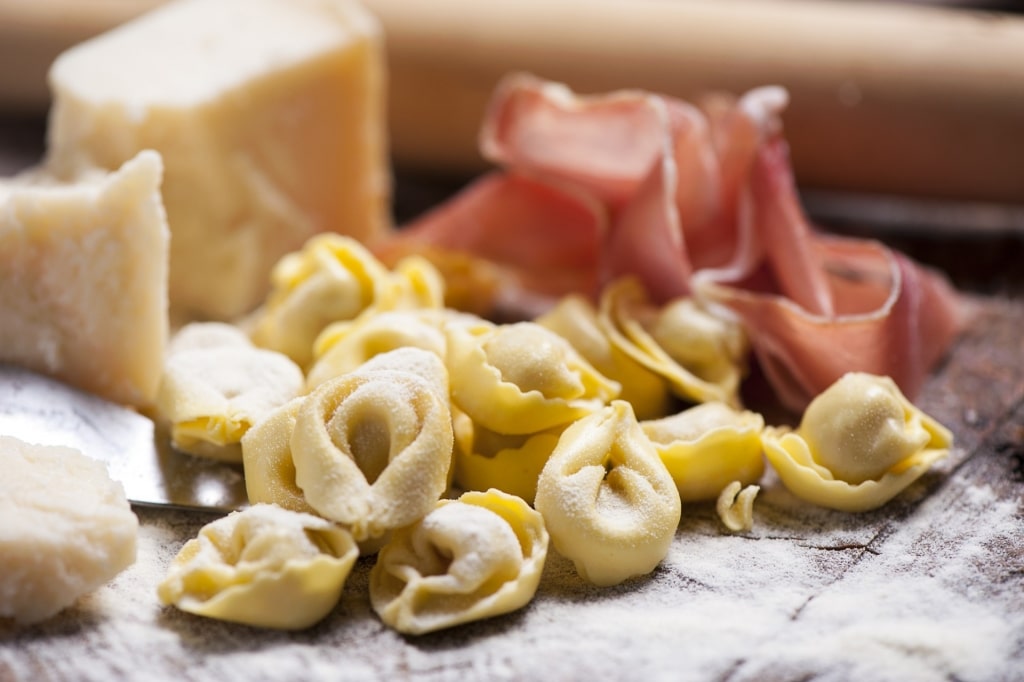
[1,0,1022,292]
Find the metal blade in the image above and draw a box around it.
[0,363,246,514]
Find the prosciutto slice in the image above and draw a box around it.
[371,74,964,411]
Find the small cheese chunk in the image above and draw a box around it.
[0,151,168,407]
[0,436,138,625]
[47,0,391,320]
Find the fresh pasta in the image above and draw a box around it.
[369,488,548,635]
[534,400,681,586]
[642,402,765,501]
[762,372,952,512]
[156,322,304,462]
[157,504,358,630]
[446,320,619,435]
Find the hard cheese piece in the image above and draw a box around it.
[46,0,391,320]
[0,436,139,625]
[0,151,168,407]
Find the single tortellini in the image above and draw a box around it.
[156,322,304,462]
[291,349,454,543]
[451,407,565,505]
[243,348,453,523]
[536,295,673,420]
[305,309,451,392]
[369,488,549,635]
[157,504,358,630]
[248,234,393,368]
[599,277,748,407]
[642,402,766,502]
[534,400,681,587]
[447,320,620,435]
[762,372,953,512]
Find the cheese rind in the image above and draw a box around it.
[46,0,391,320]
[0,151,169,407]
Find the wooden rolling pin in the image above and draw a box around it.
[2,0,1023,202]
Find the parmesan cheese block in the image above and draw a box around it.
[0,151,169,407]
[46,0,391,320]
[0,436,138,625]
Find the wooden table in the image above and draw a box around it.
[1,115,1022,682]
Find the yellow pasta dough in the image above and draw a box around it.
[291,349,454,542]
[762,372,953,512]
[716,481,760,533]
[305,309,450,391]
[642,402,766,502]
[536,294,673,420]
[451,407,564,505]
[446,320,619,435]
[534,400,681,587]
[248,234,393,368]
[241,397,316,515]
[156,322,304,462]
[369,489,548,635]
[599,277,747,407]
[157,504,357,630]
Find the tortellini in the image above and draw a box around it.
[290,349,454,543]
[446,320,620,435]
[451,407,565,505]
[305,309,452,391]
[599,277,748,407]
[156,322,304,462]
[534,400,681,587]
[642,402,766,502]
[242,348,453,529]
[762,372,953,512]
[248,234,447,369]
[249,234,393,368]
[241,397,316,515]
[536,294,673,420]
[157,504,358,630]
[370,488,549,635]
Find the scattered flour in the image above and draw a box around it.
[1,471,1020,682]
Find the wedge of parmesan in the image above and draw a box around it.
[46,0,391,320]
[0,151,169,407]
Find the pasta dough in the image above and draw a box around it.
[536,294,672,420]
[249,234,394,368]
[534,400,681,587]
[370,489,548,635]
[156,322,304,462]
[451,407,565,505]
[642,402,765,501]
[446,320,619,435]
[157,504,358,630]
[291,349,454,543]
[599,278,747,407]
[716,481,760,533]
[306,309,449,391]
[0,436,138,625]
[762,372,953,512]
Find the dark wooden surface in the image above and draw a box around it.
[1,114,1022,681]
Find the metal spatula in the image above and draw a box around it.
[0,363,246,514]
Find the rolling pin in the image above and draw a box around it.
[1,0,1023,202]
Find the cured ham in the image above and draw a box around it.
[371,74,963,412]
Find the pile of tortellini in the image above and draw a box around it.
[153,234,953,633]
